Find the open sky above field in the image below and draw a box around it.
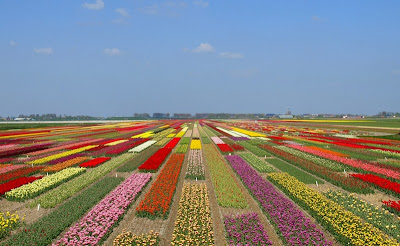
[1,0,399,116]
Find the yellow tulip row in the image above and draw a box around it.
[0,211,21,239]
[131,131,154,139]
[231,127,266,137]
[167,134,176,138]
[171,182,214,245]
[113,230,160,246]
[190,139,202,150]
[268,172,398,246]
[104,139,128,146]
[175,127,188,138]
[29,145,98,165]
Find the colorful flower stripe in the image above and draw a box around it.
[0,142,53,158]
[211,136,224,145]
[0,164,12,170]
[276,146,345,171]
[27,139,102,156]
[351,173,400,195]
[103,139,149,155]
[171,183,213,245]
[0,164,27,175]
[79,157,111,168]
[164,137,180,149]
[55,173,151,246]
[239,152,274,173]
[190,139,201,149]
[48,154,85,165]
[104,139,129,146]
[203,144,247,208]
[136,154,184,218]
[42,157,90,172]
[128,140,157,153]
[186,149,205,180]
[0,166,43,184]
[225,155,331,245]
[289,144,400,180]
[113,230,160,246]
[5,167,86,201]
[326,190,400,241]
[224,213,272,246]
[138,147,172,171]
[260,144,372,193]
[307,146,350,157]
[175,127,188,138]
[0,176,43,195]
[268,172,398,245]
[0,211,20,239]
[29,145,97,165]
[216,143,234,153]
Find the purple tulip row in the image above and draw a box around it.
[225,155,332,246]
[224,213,272,246]
[230,136,250,141]
[54,173,152,246]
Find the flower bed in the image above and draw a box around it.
[224,213,271,246]
[186,150,205,180]
[171,183,213,245]
[79,157,111,168]
[136,154,184,219]
[268,172,397,245]
[190,139,201,149]
[0,211,20,239]
[164,138,180,149]
[225,155,331,245]
[203,144,247,208]
[216,143,234,153]
[0,176,42,195]
[29,145,97,165]
[5,167,86,201]
[31,153,132,208]
[0,164,27,175]
[55,173,151,246]
[138,147,172,172]
[42,157,89,173]
[113,230,160,246]
[351,173,400,197]
[239,152,274,173]
[0,165,43,184]
[128,140,157,153]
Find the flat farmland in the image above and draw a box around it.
[1,119,400,245]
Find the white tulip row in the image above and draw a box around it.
[128,140,157,153]
[216,127,243,137]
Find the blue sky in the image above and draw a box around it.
[1,0,399,116]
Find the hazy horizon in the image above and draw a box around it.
[1,1,399,116]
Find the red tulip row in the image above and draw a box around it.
[351,173,400,197]
[382,200,400,214]
[164,138,181,149]
[138,148,172,172]
[217,143,234,153]
[79,157,111,168]
[136,153,185,219]
[0,165,43,184]
[0,176,43,195]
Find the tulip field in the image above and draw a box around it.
[1,119,400,245]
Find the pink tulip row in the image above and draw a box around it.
[54,173,152,246]
[211,136,225,145]
[288,144,400,180]
[0,164,28,175]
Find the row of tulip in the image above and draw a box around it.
[260,144,372,193]
[203,144,247,208]
[0,142,53,158]
[289,144,400,180]
[102,139,149,155]
[171,182,214,245]
[31,153,132,208]
[42,156,89,173]
[238,152,274,173]
[0,164,27,175]
[5,167,86,201]
[325,190,400,241]
[351,173,400,197]
[191,127,200,138]
[186,149,205,180]
[371,149,400,159]
[0,165,43,184]
[0,211,20,239]
[128,140,156,153]
[211,136,224,145]
[238,141,270,157]
[382,200,400,214]
[0,176,42,195]
[224,213,272,246]
[113,230,160,246]
[79,157,111,168]
[136,154,185,219]
[175,127,188,138]
[138,147,172,172]
[190,139,202,149]
[276,146,345,171]
[225,155,331,245]
[27,138,101,156]
[268,172,398,245]
[29,145,97,165]
[55,173,152,246]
